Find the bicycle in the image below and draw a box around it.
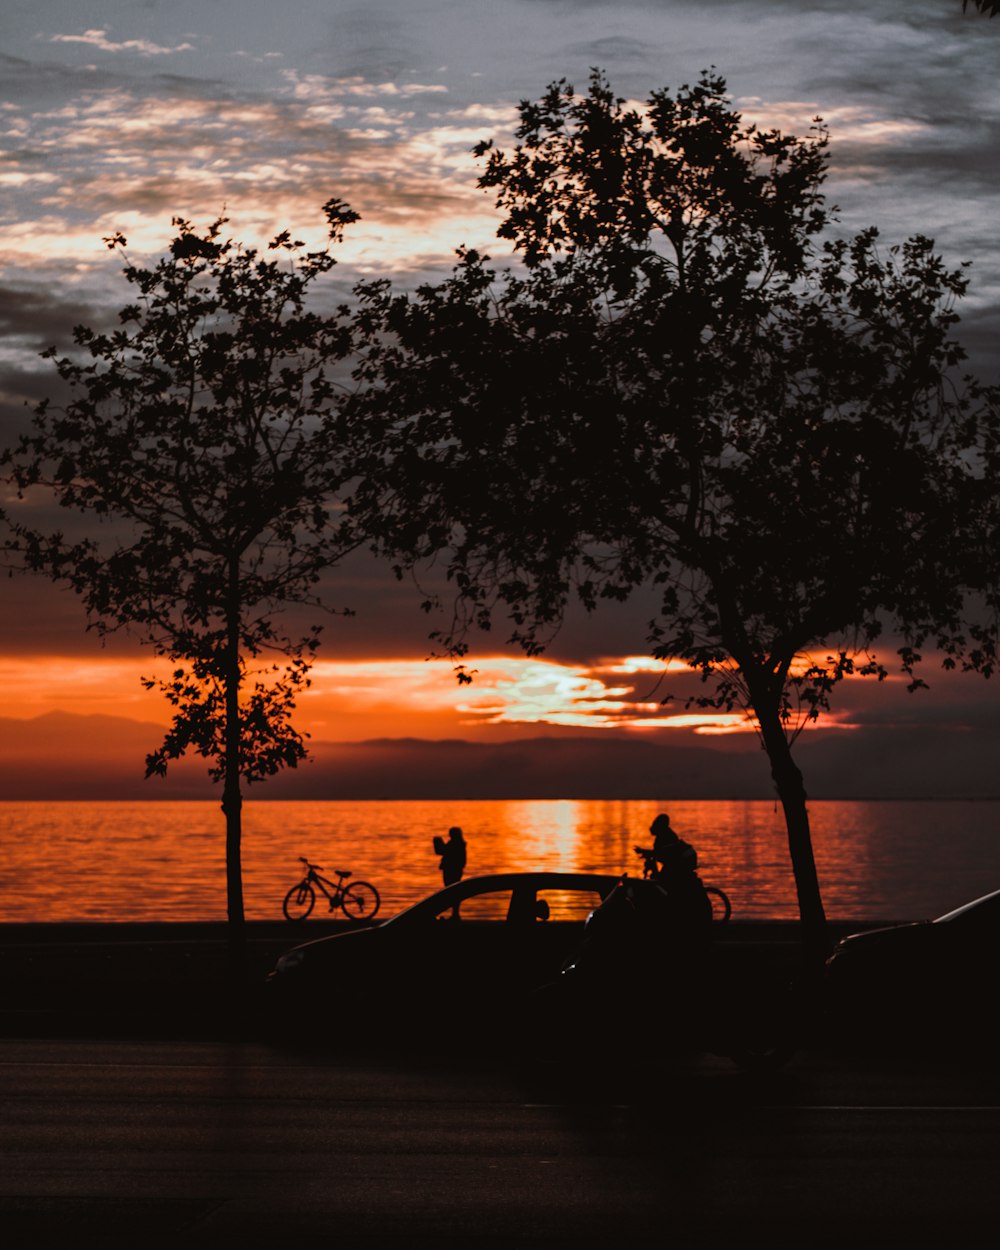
[282,857,381,923]
[633,845,732,923]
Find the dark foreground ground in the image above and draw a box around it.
[3,921,995,1248]
[3,1033,1000,1249]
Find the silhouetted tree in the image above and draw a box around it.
[353,72,995,964]
[5,205,367,979]
[964,1,1000,16]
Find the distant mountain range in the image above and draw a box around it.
[0,711,997,800]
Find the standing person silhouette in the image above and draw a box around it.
[434,826,467,920]
[437,826,467,888]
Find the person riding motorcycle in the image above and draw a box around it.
[636,813,713,932]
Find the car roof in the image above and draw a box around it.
[392,871,622,921]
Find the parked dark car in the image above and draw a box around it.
[824,888,1000,1048]
[264,872,621,1047]
[531,875,797,1070]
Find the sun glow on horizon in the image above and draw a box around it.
[0,651,870,739]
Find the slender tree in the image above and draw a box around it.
[5,203,369,979]
[353,72,995,965]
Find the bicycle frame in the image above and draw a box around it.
[302,866,349,911]
[283,857,380,924]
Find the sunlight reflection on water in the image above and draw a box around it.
[0,798,997,922]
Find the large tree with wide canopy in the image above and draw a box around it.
[352,71,996,963]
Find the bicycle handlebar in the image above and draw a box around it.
[298,856,321,870]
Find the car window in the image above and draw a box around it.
[433,890,513,921]
[535,888,606,922]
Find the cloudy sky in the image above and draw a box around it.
[1,0,998,757]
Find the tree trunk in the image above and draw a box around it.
[754,701,831,972]
[222,556,246,987]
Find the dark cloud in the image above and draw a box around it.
[0,148,48,167]
[0,285,107,352]
[0,50,153,112]
[300,1,441,83]
[0,579,115,657]
[566,35,661,63]
[844,684,1000,733]
[951,330,1000,387]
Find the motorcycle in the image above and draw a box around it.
[527,874,800,1072]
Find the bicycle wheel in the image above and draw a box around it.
[283,881,316,921]
[706,886,732,924]
[341,881,380,921]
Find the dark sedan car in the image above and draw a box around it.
[264,872,621,1046]
[824,888,1000,1047]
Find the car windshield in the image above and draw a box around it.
[382,875,618,927]
[934,889,1000,924]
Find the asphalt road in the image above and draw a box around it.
[2,1037,999,1248]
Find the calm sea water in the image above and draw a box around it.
[1,798,998,923]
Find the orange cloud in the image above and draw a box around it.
[0,652,772,738]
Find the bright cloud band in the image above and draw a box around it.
[0,652,848,737]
